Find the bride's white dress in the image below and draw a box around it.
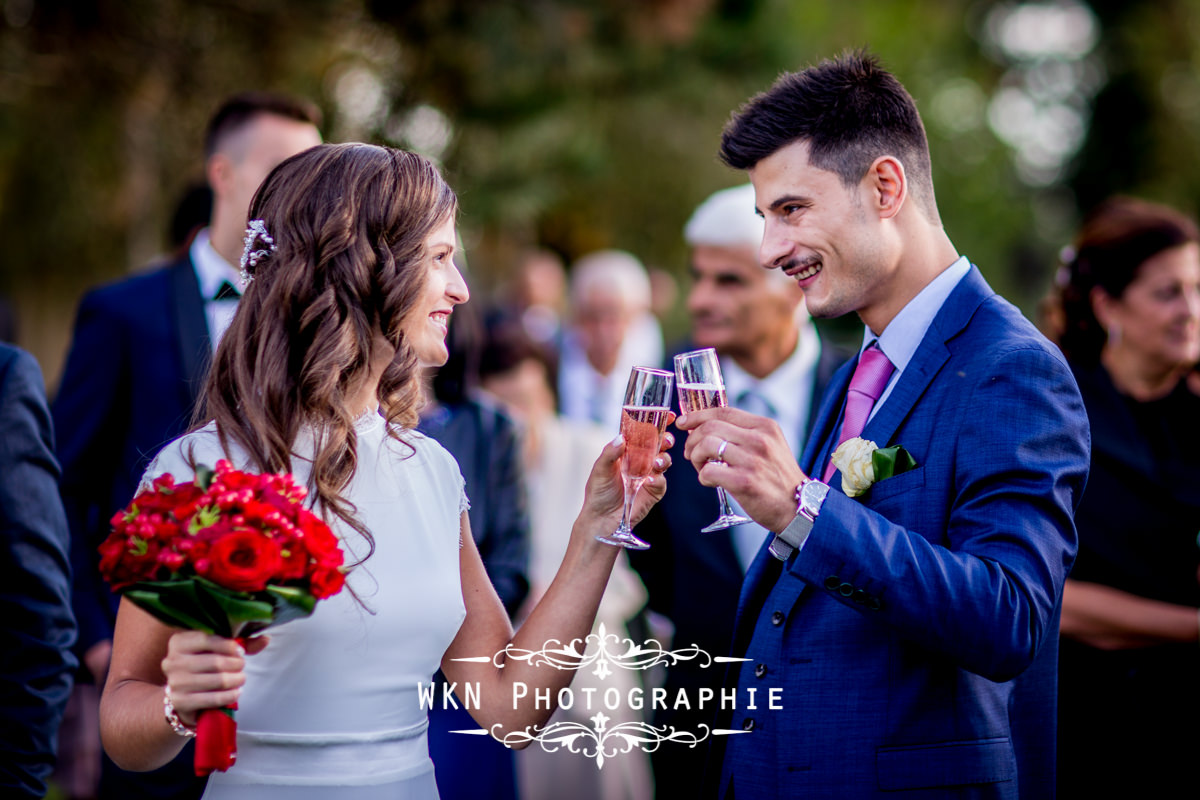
[142,412,468,799]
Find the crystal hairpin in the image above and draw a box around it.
[239,219,276,285]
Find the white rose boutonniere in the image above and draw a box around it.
[831,437,878,497]
[830,437,918,498]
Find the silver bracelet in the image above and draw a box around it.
[163,687,196,738]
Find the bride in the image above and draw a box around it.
[98,143,672,799]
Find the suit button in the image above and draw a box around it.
[824,576,840,590]
[754,663,767,678]
[771,611,785,626]
[838,582,854,597]
[851,589,868,604]
[868,597,882,611]
[742,717,755,731]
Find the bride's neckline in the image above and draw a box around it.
[353,406,384,433]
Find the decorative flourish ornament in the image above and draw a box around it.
[488,623,711,679]
[494,717,714,769]
[239,219,276,285]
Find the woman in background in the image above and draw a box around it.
[1050,196,1200,795]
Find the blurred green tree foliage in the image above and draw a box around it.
[3,0,1199,382]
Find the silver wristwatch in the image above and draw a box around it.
[767,479,829,561]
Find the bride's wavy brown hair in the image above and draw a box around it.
[197,143,457,565]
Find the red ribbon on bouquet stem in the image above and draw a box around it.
[194,703,237,776]
[193,635,250,776]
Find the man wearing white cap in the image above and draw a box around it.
[629,183,845,798]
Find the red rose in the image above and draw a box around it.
[309,565,345,599]
[276,541,309,581]
[201,529,283,593]
[296,509,341,561]
[98,533,162,589]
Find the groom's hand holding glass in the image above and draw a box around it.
[675,407,806,535]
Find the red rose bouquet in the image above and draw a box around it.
[98,459,346,776]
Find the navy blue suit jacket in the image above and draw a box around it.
[54,255,209,656]
[0,344,77,797]
[714,267,1090,798]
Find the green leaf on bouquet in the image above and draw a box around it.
[234,585,319,636]
[871,445,918,482]
[266,584,316,616]
[194,463,216,491]
[123,580,221,634]
[187,505,221,534]
[121,575,319,638]
[192,577,274,638]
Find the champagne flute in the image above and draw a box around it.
[595,366,674,550]
[674,348,752,532]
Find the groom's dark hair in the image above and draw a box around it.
[719,50,938,221]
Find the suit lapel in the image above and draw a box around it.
[859,338,949,451]
[168,256,211,414]
[800,358,853,476]
[861,267,992,450]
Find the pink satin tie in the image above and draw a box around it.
[823,343,895,482]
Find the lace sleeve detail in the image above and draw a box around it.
[457,477,470,548]
[136,443,181,494]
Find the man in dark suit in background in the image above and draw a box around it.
[0,343,77,798]
[629,183,843,798]
[53,91,322,799]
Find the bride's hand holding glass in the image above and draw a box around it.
[578,425,673,540]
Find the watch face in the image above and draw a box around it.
[802,480,829,513]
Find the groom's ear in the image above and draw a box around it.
[865,156,906,220]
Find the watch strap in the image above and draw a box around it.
[768,512,814,561]
[767,479,829,561]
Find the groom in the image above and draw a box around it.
[676,51,1090,798]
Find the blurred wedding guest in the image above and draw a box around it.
[0,343,77,798]
[167,182,214,259]
[418,296,530,800]
[1050,196,1200,796]
[647,267,679,325]
[52,91,321,799]
[559,249,663,429]
[479,314,652,800]
[507,247,568,348]
[628,183,844,797]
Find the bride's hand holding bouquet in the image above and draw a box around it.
[98,460,345,775]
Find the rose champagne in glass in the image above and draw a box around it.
[596,366,674,550]
[674,348,752,532]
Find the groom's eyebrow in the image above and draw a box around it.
[765,194,810,213]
